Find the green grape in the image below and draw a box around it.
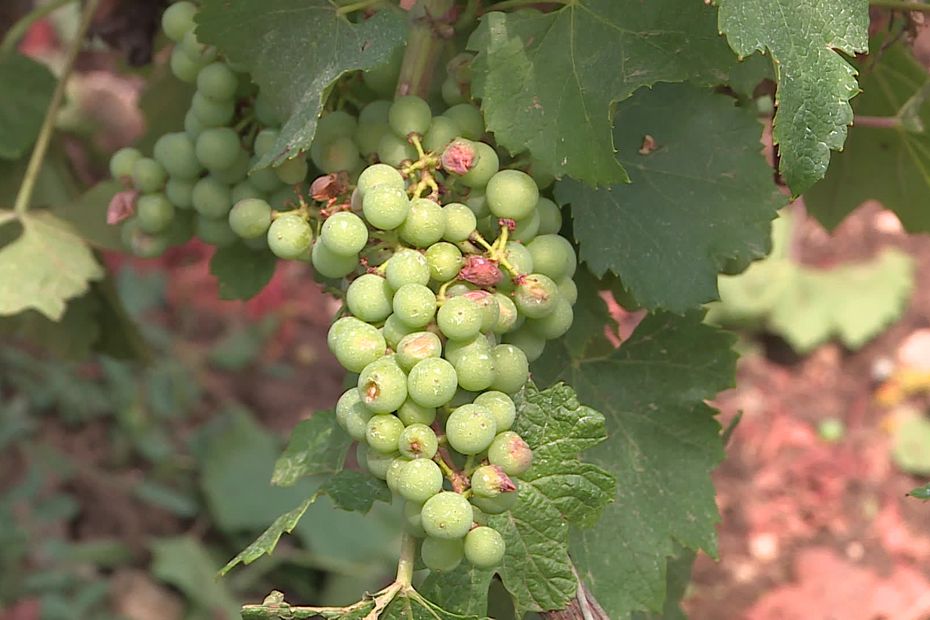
[360,100,392,125]
[403,501,427,537]
[445,282,477,298]
[382,313,416,349]
[269,186,295,212]
[392,284,437,328]
[131,158,167,193]
[454,347,495,392]
[445,403,497,455]
[488,431,533,476]
[470,465,514,498]
[464,526,505,568]
[253,128,279,158]
[536,197,562,235]
[486,170,538,220]
[425,242,463,282]
[230,180,262,203]
[315,136,360,174]
[396,331,442,373]
[473,391,516,432]
[503,326,546,362]
[444,103,483,140]
[197,62,238,101]
[463,291,500,332]
[328,316,386,372]
[311,241,359,278]
[195,214,237,247]
[400,198,446,247]
[336,388,373,442]
[183,108,203,139]
[526,234,576,281]
[441,76,467,107]
[490,344,529,394]
[192,176,232,219]
[471,489,518,515]
[180,30,217,65]
[510,209,540,243]
[274,156,308,185]
[397,459,443,502]
[385,249,430,289]
[442,333,491,367]
[441,203,476,243]
[358,358,408,414]
[389,95,432,137]
[364,447,396,479]
[397,398,436,426]
[557,276,577,305]
[247,166,283,193]
[169,46,200,83]
[192,91,235,127]
[421,537,464,572]
[355,121,389,158]
[501,242,534,279]
[165,178,195,209]
[212,149,250,185]
[377,131,417,167]
[228,198,272,239]
[437,296,482,340]
[476,215,497,240]
[386,456,413,492]
[407,357,458,408]
[460,141,499,188]
[464,190,489,218]
[346,273,394,323]
[136,193,175,234]
[254,92,281,126]
[162,1,197,41]
[320,211,368,256]
[316,110,357,144]
[365,414,405,453]
[267,213,312,260]
[513,273,559,318]
[398,423,439,460]
[449,388,477,407]
[527,297,573,340]
[195,127,241,172]
[362,184,410,230]
[423,116,461,153]
[122,220,169,258]
[362,47,402,98]
[109,147,141,180]
[492,293,519,334]
[421,491,473,540]
[357,163,406,196]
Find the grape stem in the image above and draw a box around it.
[12,0,101,216]
[395,0,453,98]
[395,533,417,587]
[0,0,76,57]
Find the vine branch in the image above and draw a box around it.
[395,0,454,98]
[12,0,101,216]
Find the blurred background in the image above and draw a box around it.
[2,2,930,620]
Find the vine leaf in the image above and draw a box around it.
[467,1,735,186]
[196,0,407,169]
[382,588,487,620]
[908,482,930,501]
[322,469,390,514]
[210,242,278,301]
[419,566,494,617]
[804,42,930,233]
[716,0,869,194]
[556,83,783,312]
[272,411,352,487]
[152,536,241,617]
[0,53,56,160]
[0,211,104,321]
[490,383,615,616]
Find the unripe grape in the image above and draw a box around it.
[446,404,497,455]
[136,193,175,234]
[386,456,413,492]
[421,537,464,572]
[212,149,250,185]
[454,348,496,392]
[180,30,216,65]
[162,1,197,41]
[364,447,396,479]
[311,241,359,278]
[449,389,478,408]
[423,116,461,153]
[382,313,416,349]
[397,459,443,502]
[165,178,195,209]
[230,180,262,203]
[195,214,237,247]
[527,297,573,340]
[355,121,389,157]
[557,277,577,305]
[407,357,458,408]
[321,211,368,256]
[463,290,500,332]
[358,163,405,197]
[132,157,167,193]
[397,398,437,426]
[360,100,392,125]
[362,184,410,230]
[254,92,281,127]
[492,293,519,334]
[486,170,539,221]
[267,213,312,260]
[358,358,408,414]
[248,166,283,193]
[473,391,516,432]
[443,333,491,367]
[389,95,432,137]
[316,110,358,144]
[502,242,534,277]
[441,76,467,106]
[328,316,386,372]
[425,242,463,282]
[471,489,519,515]
[421,491,473,539]
[404,501,427,537]
[398,424,439,460]
[346,273,394,323]
[443,103,483,140]
[442,203,477,243]
[396,331,442,372]
[169,46,201,83]
[464,189,489,218]
[470,465,517,499]
[196,127,241,172]
[385,249,430,289]
[464,526,505,568]
[336,388,373,441]
[490,344,529,394]
[228,198,272,239]
[365,414,405,453]
[184,108,204,139]
[110,147,142,180]
[254,129,279,158]
[511,209,540,243]
[513,274,560,318]
[504,326,546,362]
[274,156,309,185]
[526,234,576,281]
[460,141,499,188]
[392,283,437,328]
[488,431,533,476]
[437,296,482,341]
[191,91,235,127]
[377,132,418,167]
[536,197,563,235]
[363,47,402,97]
[197,62,238,101]
[313,136,360,174]
[400,198,446,248]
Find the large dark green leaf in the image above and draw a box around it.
[0,53,55,160]
[209,242,278,300]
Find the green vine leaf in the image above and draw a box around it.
[804,42,930,233]
[210,242,278,301]
[490,383,615,616]
[0,211,104,321]
[467,1,735,186]
[0,53,56,160]
[321,469,390,514]
[196,0,407,169]
[272,411,352,487]
[419,566,494,617]
[556,83,783,312]
[716,0,869,194]
[908,482,930,501]
[382,589,487,620]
